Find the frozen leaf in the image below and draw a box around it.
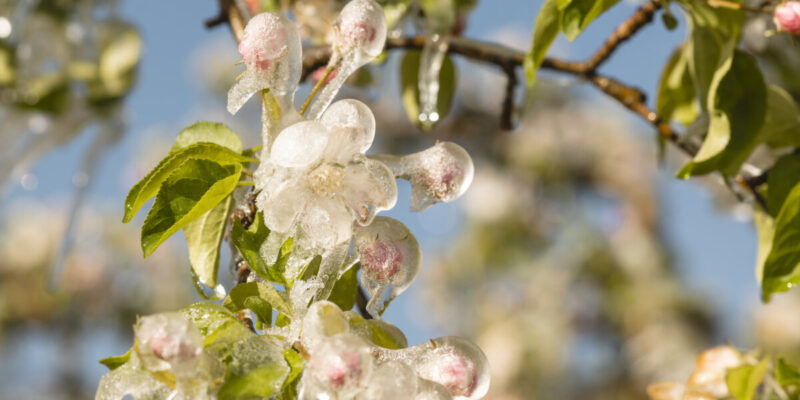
[183,195,232,297]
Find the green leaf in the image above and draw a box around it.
[560,0,620,41]
[677,50,766,178]
[776,358,800,386]
[399,50,456,130]
[275,313,291,328]
[181,302,251,348]
[420,0,456,33]
[123,142,254,223]
[231,212,274,282]
[524,0,560,87]
[275,349,303,400]
[754,209,775,285]
[141,159,242,257]
[184,195,232,293]
[99,348,132,371]
[14,73,70,114]
[328,264,359,311]
[90,25,141,103]
[761,85,800,148]
[272,238,294,286]
[762,182,800,299]
[767,154,800,216]
[726,358,768,400]
[172,122,242,154]
[345,312,408,349]
[657,45,698,126]
[224,281,291,322]
[218,363,288,400]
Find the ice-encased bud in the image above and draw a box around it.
[301,334,375,399]
[358,361,418,400]
[135,313,203,369]
[354,217,421,317]
[301,300,350,351]
[95,353,172,400]
[775,1,800,34]
[320,99,376,160]
[335,0,388,59]
[227,13,302,114]
[382,337,489,400]
[416,378,455,400]
[383,142,474,211]
[270,120,329,168]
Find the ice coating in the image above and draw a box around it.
[358,361,419,400]
[775,1,800,34]
[378,141,474,211]
[302,300,351,351]
[255,100,398,252]
[418,34,451,128]
[135,312,204,370]
[227,13,302,115]
[305,0,387,119]
[380,337,490,400]
[416,378,455,400]
[300,334,376,399]
[354,216,421,317]
[95,352,172,400]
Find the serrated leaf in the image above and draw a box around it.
[224,281,291,322]
[99,348,132,371]
[677,50,766,178]
[218,363,288,400]
[400,50,456,130]
[524,0,560,87]
[123,142,254,223]
[776,358,800,386]
[223,283,274,327]
[767,154,800,216]
[560,0,620,41]
[726,358,768,400]
[328,264,359,311]
[184,195,232,293]
[345,311,408,349]
[172,121,242,153]
[141,159,242,257]
[761,85,800,148]
[754,209,775,285]
[762,182,800,299]
[657,45,698,126]
[231,212,294,286]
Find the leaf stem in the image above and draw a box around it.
[237,181,255,187]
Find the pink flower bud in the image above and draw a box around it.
[238,13,289,71]
[360,240,404,281]
[775,1,800,34]
[335,0,387,58]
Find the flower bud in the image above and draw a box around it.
[302,334,375,398]
[775,1,800,34]
[135,313,203,366]
[239,13,289,72]
[355,217,421,288]
[335,0,387,58]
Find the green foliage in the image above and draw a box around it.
[276,349,304,400]
[217,363,288,400]
[89,25,141,104]
[224,281,291,321]
[345,312,408,349]
[141,159,242,257]
[657,46,698,126]
[172,122,243,154]
[400,50,456,130]
[123,142,253,223]
[677,51,766,178]
[761,85,800,148]
[761,182,800,299]
[776,358,800,386]
[230,212,296,287]
[725,358,768,400]
[559,0,619,41]
[767,154,800,216]
[524,0,560,87]
[328,264,360,311]
[99,348,132,371]
[184,195,233,295]
[754,209,775,285]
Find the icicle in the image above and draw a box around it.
[417,33,450,129]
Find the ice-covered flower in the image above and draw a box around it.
[227,12,302,114]
[334,0,387,60]
[775,1,800,34]
[136,313,204,369]
[256,99,398,250]
[299,334,376,399]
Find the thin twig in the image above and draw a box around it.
[583,0,662,71]
[356,287,373,320]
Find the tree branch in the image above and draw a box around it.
[583,0,662,71]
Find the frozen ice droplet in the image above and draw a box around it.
[300,334,375,399]
[416,378,454,400]
[380,337,490,400]
[354,217,421,317]
[304,0,387,119]
[392,142,474,211]
[358,361,419,400]
[135,313,204,370]
[270,120,329,168]
[320,99,376,160]
[301,300,350,352]
[227,13,302,115]
[418,34,450,129]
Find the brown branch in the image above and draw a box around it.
[583,0,662,71]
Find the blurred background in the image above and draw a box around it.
[1,0,799,399]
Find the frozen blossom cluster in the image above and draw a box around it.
[97,0,486,399]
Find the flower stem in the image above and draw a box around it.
[299,64,335,116]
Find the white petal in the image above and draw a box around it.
[339,160,397,226]
[260,179,310,233]
[270,121,329,168]
[298,195,354,249]
[320,99,376,155]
